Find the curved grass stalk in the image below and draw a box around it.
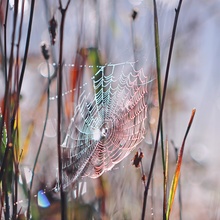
[166,109,196,219]
[27,59,51,220]
[152,1,166,218]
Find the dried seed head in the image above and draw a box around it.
[132,151,143,168]
[131,9,138,20]
[142,174,146,182]
[41,43,50,60]
[49,16,57,45]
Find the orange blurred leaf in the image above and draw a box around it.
[65,49,87,120]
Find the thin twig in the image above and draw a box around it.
[0,0,18,177]
[3,0,9,85]
[0,0,8,174]
[0,2,19,218]
[141,1,183,219]
[152,1,166,218]
[0,0,36,184]
[57,1,71,220]
[12,0,25,217]
[17,0,36,99]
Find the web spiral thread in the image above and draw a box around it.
[61,62,152,189]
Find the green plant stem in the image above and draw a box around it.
[0,0,35,184]
[152,0,166,219]
[153,0,164,176]
[141,1,183,219]
[57,1,71,220]
[0,6,19,219]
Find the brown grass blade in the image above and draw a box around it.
[166,109,196,219]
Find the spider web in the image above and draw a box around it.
[61,61,153,189]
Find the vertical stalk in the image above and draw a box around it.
[12,0,25,217]
[153,0,165,175]
[1,0,18,158]
[152,0,166,219]
[141,0,183,219]
[17,0,36,98]
[57,1,70,219]
[4,193,9,220]
[0,1,19,218]
[0,0,8,181]
[3,1,9,85]
[0,0,36,181]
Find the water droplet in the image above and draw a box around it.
[190,143,208,164]
[19,167,32,184]
[45,118,56,138]
[24,211,32,219]
[37,190,50,208]
[53,182,60,193]
[38,62,55,78]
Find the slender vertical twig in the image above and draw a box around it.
[0,7,36,216]
[17,0,36,98]
[141,1,183,219]
[0,1,19,218]
[3,0,9,85]
[0,0,18,163]
[43,0,59,81]
[0,0,8,168]
[10,1,36,215]
[57,1,71,219]
[0,9,6,81]
[152,0,166,219]
[12,1,25,217]
[0,0,36,182]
